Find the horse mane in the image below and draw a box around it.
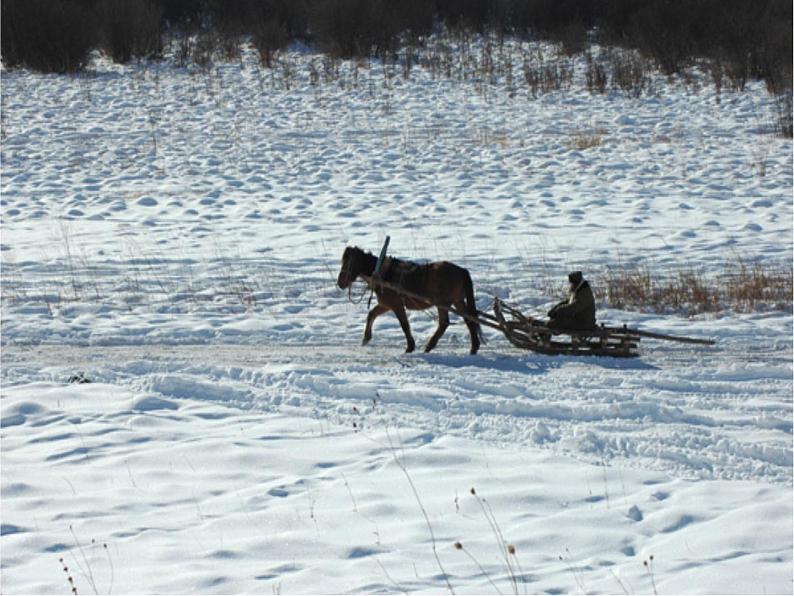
[347,245,425,279]
[382,255,424,279]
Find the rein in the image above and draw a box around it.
[347,280,369,305]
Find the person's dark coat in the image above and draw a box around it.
[547,277,597,330]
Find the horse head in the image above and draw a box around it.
[337,246,359,289]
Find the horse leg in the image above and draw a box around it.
[363,304,389,346]
[424,306,449,353]
[392,303,416,353]
[455,299,480,355]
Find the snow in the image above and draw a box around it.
[1,42,792,594]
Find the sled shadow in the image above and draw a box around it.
[414,350,659,374]
[414,352,562,376]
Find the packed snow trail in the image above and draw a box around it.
[2,340,792,595]
[4,337,791,485]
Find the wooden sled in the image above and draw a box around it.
[491,297,715,358]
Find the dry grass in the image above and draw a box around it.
[602,261,792,314]
[725,261,794,312]
[569,129,606,151]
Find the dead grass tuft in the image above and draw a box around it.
[725,260,794,312]
[569,129,606,151]
[602,262,792,314]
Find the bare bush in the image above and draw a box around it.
[215,20,243,62]
[310,0,394,59]
[99,0,164,64]
[771,92,793,138]
[585,49,608,94]
[192,30,217,69]
[1,0,96,73]
[522,48,573,98]
[608,48,651,98]
[708,59,724,103]
[551,21,589,56]
[625,0,695,76]
[170,27,194,68]
[252,19,289,68]
[0,0,788,99]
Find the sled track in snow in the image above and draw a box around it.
[3,341,792,485]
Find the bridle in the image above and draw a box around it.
[341,251,368,304]
[348,281,369,304]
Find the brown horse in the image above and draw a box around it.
[336,246,481,354]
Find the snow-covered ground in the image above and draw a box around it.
[1,43,792,594]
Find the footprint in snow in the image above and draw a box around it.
[662,514,696,533]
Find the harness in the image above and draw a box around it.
[363,256,426,309]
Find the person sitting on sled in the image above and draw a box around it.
[547,271,597,330]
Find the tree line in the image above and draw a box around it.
[1,0,791,94]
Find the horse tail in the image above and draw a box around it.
[463,269,485,346]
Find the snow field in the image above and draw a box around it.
[1,380,791,594]
[1,45,791,269]
[1,40,792,594]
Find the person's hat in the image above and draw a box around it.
[568,271,583,285]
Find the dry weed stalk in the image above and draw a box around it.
[469,487,520,594]
[559,548,588,593]
[63,525,114,595]
[643,554,658,595]
[385,428,455,594]
[453,541,503,594]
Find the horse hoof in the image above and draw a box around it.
[424,346,433,353]
[405,346,415,354]
[362,337,371,346]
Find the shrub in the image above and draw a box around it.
[608,48,651,98]
[772,92,793,138]
[0,0,789,98]
[99,0,164,64]
[435,0,499,32]
[522,49,573,98]
[509,0,596,38]
[191,30,216,69]
[604,267,720,313]
[585,49,608,94]
[551,21,588,56]
[308,0,361,57]
[1,0,97,73]
[157,0,207,27]
[306,0,431,59]
[628,0,695,75]
[252,20,289,68]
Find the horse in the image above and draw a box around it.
[336,246,481,354]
